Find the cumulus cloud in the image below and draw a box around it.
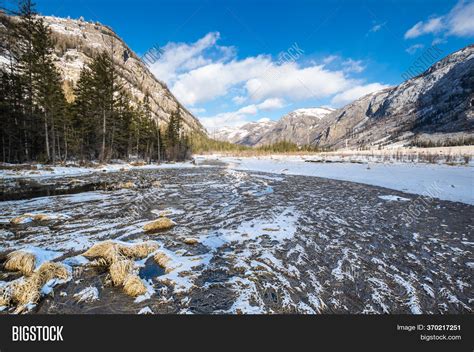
[342,59,365,73]
[405,17,444,39]
[406,44,425,54]
[404,1,474,39]
[147,32,388,128]
[148,32,220,83]
[171,55,271,106]
[200,98,286,130]
[330,83,391,107]
[244,62,353,102]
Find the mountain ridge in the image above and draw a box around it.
[214,45,473,149]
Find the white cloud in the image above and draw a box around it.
[200,98,285,130]
[322,55,339,65]
[244,62,353,102]
[447,0,474,36]
[232,95,247,105]
[331,83,391,107]
[405,17,444,39]
[342,59,365,73]
[148,32,224,83]
[404,1,474,39]
[369,22,386,33]
[200,111,251,130]
[406,44,425,54]
[256,98,285,110]
[189,107,206,114]
[172,55,271,106]
[146,32,387,128]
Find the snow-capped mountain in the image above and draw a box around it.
[310,44,474,149]
[214,45,473,149]
[212,119,277,145]
[0,14,205,134]
[213,107,334,146]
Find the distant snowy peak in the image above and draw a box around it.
[287,107,335,120]
[214,106,334,146]
[213,119,277,144]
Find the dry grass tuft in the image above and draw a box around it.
[10,277,41,309]
[153,251,179,273]
[32,214,50,221]
[102,245,124,265]
[122,274,147,297]
[0,286,12,306]
[144,218,175,233]
[9,216,30,225]
[82,241,116,258]
[183,238,198,245]
[4,261,69,312]
[37,262,69,283]
[120,242,159,259]
[109,259,134,286]
[130,161,146,167]
[120,181,136,189]
[153,252,170,268]
[151,180,161,187]
[83,240,158,263]
[82,240,158,297]
[4,251,36,276]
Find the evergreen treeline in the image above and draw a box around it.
[0,1,190,164]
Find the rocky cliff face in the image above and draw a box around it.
[310,45,474,149]
[4,15,205,134]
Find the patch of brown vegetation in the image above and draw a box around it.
[28,214,51,221]
[123,274,147,296]
[82,240,155,297]
[2,261,69,313]
[4,251,36,276]
[120,242,159,259]
[109,259,134,286]
[143,217,175,233]
[153,251,180,273]
[130,161,146,166]
[9,216,30,225]
[183,238,198,245]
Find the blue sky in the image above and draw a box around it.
[21,0,474,130]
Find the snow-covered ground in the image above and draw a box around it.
[0,161,198,179]
[196,155,474,205]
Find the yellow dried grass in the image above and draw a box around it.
[143,217,175,233]
[109,259,134,286]
[9,216,30,225]
[120,242,159,259]
[183,238,198,245]
[37,262,69,283]
[4,251,36,276]
[82,240,117,259]
[6,261,69,311]
[83,241,158,263]
[32,214,50,221]
[122,274,147,297]
[81,240,158,297]
[10,277,41,308]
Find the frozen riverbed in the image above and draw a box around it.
[0,163,472,314]
[196,155,474,205]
